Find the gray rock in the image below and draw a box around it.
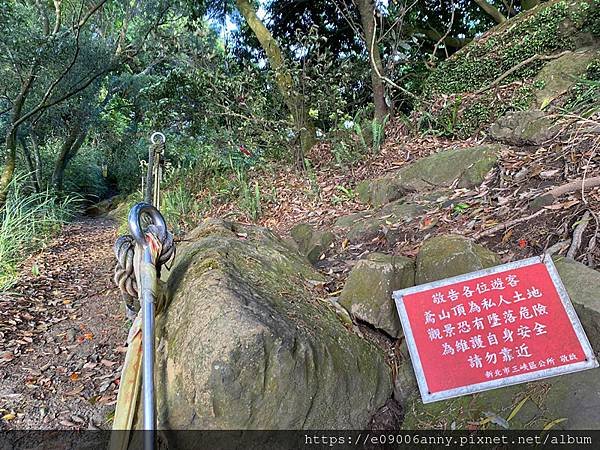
[415,234,500,284]
[393,342,419,406]
[339,253,415,337]
[534,48,600,109]
[349,202,425,243]
[150,219,392,432]
[357,145,501,206]
[554,257,600,350]
[490,110,558,146]
[290,223,335,264]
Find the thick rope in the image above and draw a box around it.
[114,224,175,319]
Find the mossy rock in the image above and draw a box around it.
[356,178,405,206]
[397,255,600,430]
[534,48,600,108]
[415,235,500,284]
[85,194,124,217]
[290,223,335,264]
[339,253,415,338]
[345,202,425,243]
[334,211,370,228]
[149,219,392,435]
[424,0,599,96]
[358,145,501,207]
[490,110,558,145]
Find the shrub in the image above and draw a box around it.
[0,174,80,289]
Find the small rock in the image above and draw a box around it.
[415,234,500,284]
[289,223,335,264]
[65,329,77,342]
[490,110,557,146]
[339,253,415,338]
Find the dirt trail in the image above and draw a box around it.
[0,217,127,430]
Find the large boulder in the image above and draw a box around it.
[534,48,600,108]
[339,253,415,338]
[152,219,392,432]
[396,253,600,430]
[357,145,500,206]
[553,257,600,347]
[415,234,500,284]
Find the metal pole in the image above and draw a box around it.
[148,132,165,208]
[140,244,156,450]
[128,202,167,450]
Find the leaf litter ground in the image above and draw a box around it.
[0,217,126,429]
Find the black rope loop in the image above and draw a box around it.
[113,202,175,318]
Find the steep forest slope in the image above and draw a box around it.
[125,0,600,432]
[1,0,599,435]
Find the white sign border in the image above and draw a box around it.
[393,255,598,404]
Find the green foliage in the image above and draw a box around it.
[327,108,390,165]
[161,185,201,234]
[0,175,80,289]
[414,1,599,138]
[563,58,600,116]
[452,202,471,214]
[288,26,370,133]
[418,81,551,138]
[331,185,356,205]
[234,168,262,221]
[114,192,143,236]
[511,80,546,110]
[423,0,593,95]
[63,147,109,199]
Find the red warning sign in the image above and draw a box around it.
[393,256,597,403]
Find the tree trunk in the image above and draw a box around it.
[356,0,390,123]
[19,136,41,192]
[473,0,507,24]
[235,0,315,166]
[52,124,86,193]
[0,75,35,208]
[30,134,43,192]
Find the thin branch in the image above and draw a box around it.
[53,0,62,34]
[370,14,419,100]
[474,209,545,239]
[15,65,114,128]
[76,0,109,30]
[544,176,600,199]
[34,0,51,35]
[566,210,591,259]
[473,51,570,96]
[473,0,507,24]
[334,1,364,40]
[430,1,455,61]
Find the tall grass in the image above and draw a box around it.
[0,175,80,289]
